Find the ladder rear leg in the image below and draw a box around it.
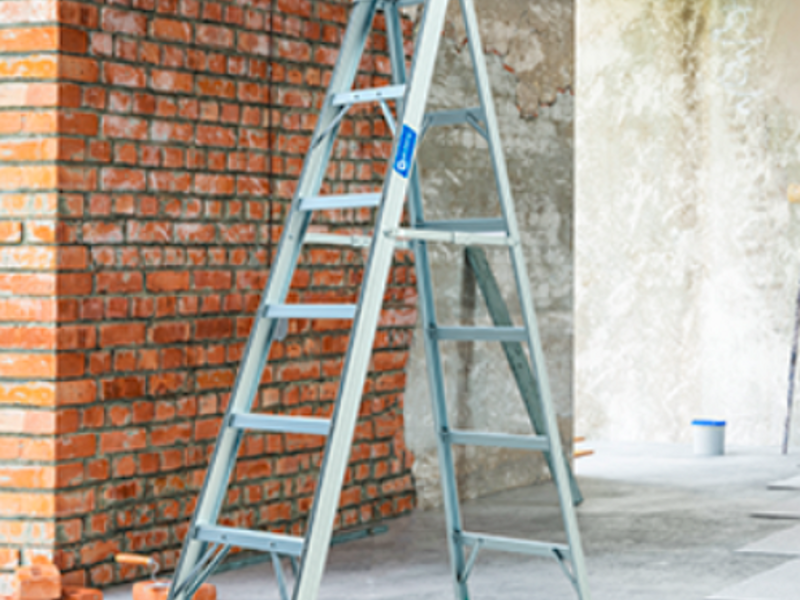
[384,6,471,598]
[457,0,591,597]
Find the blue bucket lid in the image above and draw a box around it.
[692,419,726,427]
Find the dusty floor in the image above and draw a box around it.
[106,443,800,599]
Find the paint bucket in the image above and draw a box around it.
[692,420,726,456]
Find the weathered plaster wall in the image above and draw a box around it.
[577,0,800,447]
[403,1,575,507]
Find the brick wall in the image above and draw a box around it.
[0,0,418,591]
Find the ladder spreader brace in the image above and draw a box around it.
[167,1,591,599]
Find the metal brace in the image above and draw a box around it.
[458,538,483,583]
[553,548,579,592]
[271,553,292,600]
[174,542,230,599]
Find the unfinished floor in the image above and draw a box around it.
[106,443,800,600]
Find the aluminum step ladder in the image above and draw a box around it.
[167,1,591,599]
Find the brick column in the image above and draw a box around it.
[0,0,417,591]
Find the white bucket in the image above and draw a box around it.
[692,420,726,456]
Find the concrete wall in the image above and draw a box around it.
[403,1,576,507]
[577,0,800,447]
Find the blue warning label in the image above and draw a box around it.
[393,125,417,179]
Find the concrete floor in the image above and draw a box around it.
[107,443,800,600]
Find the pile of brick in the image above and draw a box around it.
[131,582,214,600]
[6,559,215,600]
[9,561,102,600]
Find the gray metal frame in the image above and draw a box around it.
[167,1,591,599]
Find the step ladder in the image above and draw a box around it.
[167,1,591,599]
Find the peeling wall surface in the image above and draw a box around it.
[404,1,575,507]
[577,0,800,447]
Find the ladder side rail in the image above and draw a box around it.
[385,4,470,598]
[457,0,591,597]
[293,2,451,598]
[167,4,383,600]
[263,0,384,311]
[465,246,583,505]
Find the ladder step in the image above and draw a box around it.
[332,84,406,107]
[424,108,484,129]
[195,525,304,556]
[304,232,411,251]
[458,532,570,559]
[445,430,550,452]
[230,414,331,436]
[382,0,426,7]
[422,107,488,139]
[265,304,357,320]
[431,327,527,343]
[300,193,382,212]
[391,227,512,247]
[304,233,374,248]
[417,218,507,233]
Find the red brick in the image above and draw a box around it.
[60,56,99,83]
[0,354,55,378]
[151,70,194,94]
[62,586,103,600]
[194,174,234,195]
[194,317,232,340]
[152,18,193,42]
[0,27,60,53]
[101,8,147,35]
[196,76,235,98]
[196,25,233,48]
[100,324,145,347]
[146,271,190,292]
[237,32,269,56]
[149,322,190,344]
[96,272,143,294]
[196,125,236,147]
[132,582,214,600]
[148,171,192,192]
[99,168,146,192]
[101,376,145,401]
[150,120,193,143]
[175,223,215,243]
[99,429,146,453]
[102,115,147,139]
[0,547,19,570]
[12,563,61,600]
[81,222,122,244]
[103,63,146,88]
[0,298,55,322]
[193,270,231,290]
[127,221,172,243]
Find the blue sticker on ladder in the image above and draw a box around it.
[394,125,417,178]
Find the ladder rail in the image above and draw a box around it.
[457,0,591,597]
[293,2,451,599]
[384,4,470,598]
[167,3,385,599]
